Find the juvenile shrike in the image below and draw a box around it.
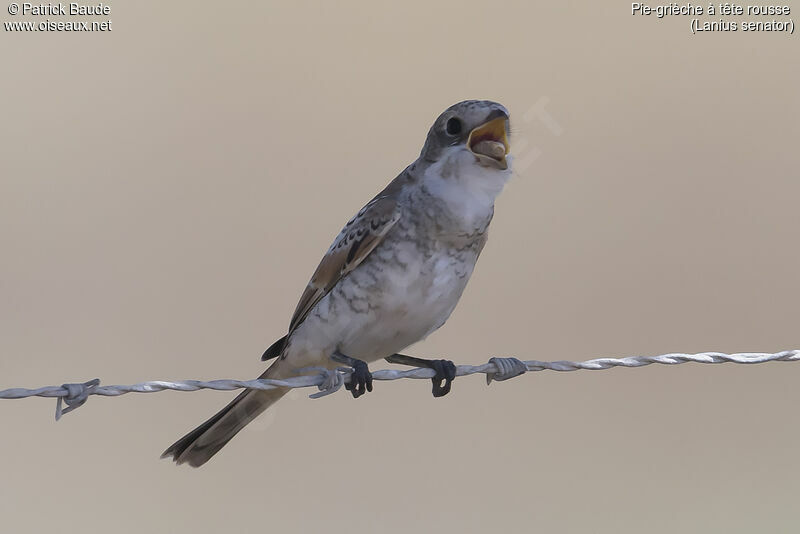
[163,100,513,467]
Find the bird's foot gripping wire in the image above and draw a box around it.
[385,354,456,397]
[331,351,373,399]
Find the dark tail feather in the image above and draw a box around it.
[261,335,287,361]
[161,371,287,467]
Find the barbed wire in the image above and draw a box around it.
[1,350,797,420]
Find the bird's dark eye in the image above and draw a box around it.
[445,117,462,136]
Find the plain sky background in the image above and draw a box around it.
[1,2,799,532]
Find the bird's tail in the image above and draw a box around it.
[161,368,287,467]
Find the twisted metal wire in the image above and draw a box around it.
[1,350,797,420]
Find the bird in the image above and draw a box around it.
[162,100,513,467]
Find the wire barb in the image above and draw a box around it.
[486,357,528,384]
[1,350,797,419]
[55,379,100,421]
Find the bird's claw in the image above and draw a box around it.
[385,353,457,397]
[344,359,373,399]
[429,359,456,397]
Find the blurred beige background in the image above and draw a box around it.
[1,1,799,532]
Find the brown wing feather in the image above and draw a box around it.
[287,195,401,334]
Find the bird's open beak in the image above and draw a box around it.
[467,117,509,170]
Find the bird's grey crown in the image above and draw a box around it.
[419,100,510,163]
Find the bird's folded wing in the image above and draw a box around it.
[287,195,401,334]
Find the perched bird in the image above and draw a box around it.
[162,100,513,467]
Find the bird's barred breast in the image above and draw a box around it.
[281,230,483,370]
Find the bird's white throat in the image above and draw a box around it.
[421,146,512,232]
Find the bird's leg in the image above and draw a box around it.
[331,351,373,399]
[385,353,457,398]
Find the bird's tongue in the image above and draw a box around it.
[471,140,506,161]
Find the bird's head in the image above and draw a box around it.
[419,100,511,171]
[413,100,513,230]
